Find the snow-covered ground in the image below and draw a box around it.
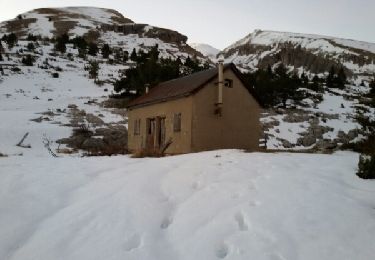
[0,150,374,260]
[0,24,374,260]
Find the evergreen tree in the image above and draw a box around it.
[21,54,34,66]
[336,67,347,89]
[2,33,18,49]
[301,71,309,86]
[309,75,323,92]
[71,36,87,50]
[27,42,35,51]
[88,42,98,56]
[0,39,3,60]
[88,60,99,81]
[130,48,137,61]
[27,34,38,41]
[78,47,87,59]
[369,78,375,95]
[114,45,183,94]
[101,44,111,59]
[326,66,335,88]
[55,33,69,53]
[114,48,123,61]
[123,51,129,63]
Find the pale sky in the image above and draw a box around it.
[0,0,374,49]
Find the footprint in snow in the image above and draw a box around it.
[215,243,230,259]
[249,200,261,207]
[124,233,142,252]
[248,182,257,190]
[160,216,173,229]
[265,252,287,260]
[235,211,249,231]
[192,180,202,190]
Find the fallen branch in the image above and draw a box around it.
[42,134,58,158]
[160,138,173,155]
[16,132,31,148]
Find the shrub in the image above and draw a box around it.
[88,60,99,80]
[52,72,59,78]
[54,33,69,53]
[27,34,38,41]
[2,33,18,49]
[357,154,375,179]
[101,43,111,59]
[27,42,35,51]
[73,124,93,137]
[88,42,98,56]
[11,66,21,72]
[21,54,34,66]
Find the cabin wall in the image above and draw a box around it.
[128,96,193,154]
[191,69,261,152]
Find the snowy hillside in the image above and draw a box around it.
[220,29,375,78]
[190,43,220,61]
[0,7,132,38]
[0,7,204,60]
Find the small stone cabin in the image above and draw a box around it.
[127,62,262,154]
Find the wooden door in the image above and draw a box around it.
[146,118,156,150]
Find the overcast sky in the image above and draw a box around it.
[0,0,374,49]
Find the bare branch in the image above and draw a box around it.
[16,132,31,148]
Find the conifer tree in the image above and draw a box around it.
[123,51,129,63]
[88,60,99,81]
[0,40,3,61]
[55,33,69,53]
[130,48,137,61]
[370,77,375,95]
[21,54,34,66]
[88,43,98,56]
[2,33,18,49]
[326,66,335,88]
[101,44,111,59]
[337,67,347,89]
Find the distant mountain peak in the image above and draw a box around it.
[220,29,375,77]
[190,43,220,60]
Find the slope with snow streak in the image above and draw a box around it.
[190,43,220,61]
[0,150,374,260]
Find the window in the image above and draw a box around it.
[173,113,181,132]
[224,78,233,88]
[134,119,141,135]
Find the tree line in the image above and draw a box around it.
[242,64,348,108]
[113,45,210,95]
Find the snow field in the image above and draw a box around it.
[0,150,374,260]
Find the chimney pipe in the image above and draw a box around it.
[217,59,224,107]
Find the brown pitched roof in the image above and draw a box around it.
[127,63,262,109]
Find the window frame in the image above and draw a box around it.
[134,119,141,135]
[173,113,182,132]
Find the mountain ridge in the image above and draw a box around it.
[219,29,375,79]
